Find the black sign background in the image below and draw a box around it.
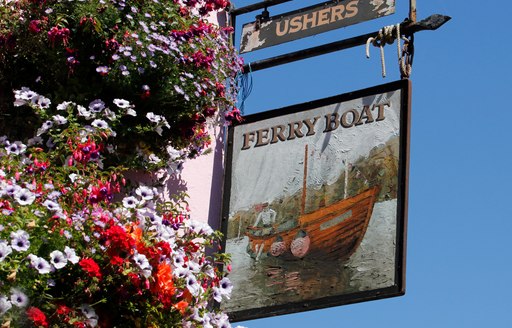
[240,0,395,53]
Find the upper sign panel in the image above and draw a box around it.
[240,0,396,53]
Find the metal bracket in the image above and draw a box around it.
[242,14,451,73]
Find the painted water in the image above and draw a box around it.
[223,200,397,313]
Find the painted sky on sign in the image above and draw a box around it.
[230,1,512,327]
[229,90,401,212]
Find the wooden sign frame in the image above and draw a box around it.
[221,80,410,321]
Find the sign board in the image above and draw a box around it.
[240,0,396,53]
[221,80,410,321]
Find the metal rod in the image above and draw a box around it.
[230,0,293,16]
[243,14,451,73]
[409,0,417,23]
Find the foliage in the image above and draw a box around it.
[0,0,243,168]
[0,0,245,326]
[0,89,238,327]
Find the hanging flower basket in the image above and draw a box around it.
[0,0,243,327]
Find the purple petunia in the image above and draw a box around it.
[5,141,27,155]
[89,99,105,113]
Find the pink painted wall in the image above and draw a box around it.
[180,124,224,229]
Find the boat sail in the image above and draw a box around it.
[246,145,380,260]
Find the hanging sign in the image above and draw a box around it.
[221,80,410,321]
[240,0,396,53]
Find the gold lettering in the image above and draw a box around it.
[317,8,331,26]
[270,125,287,144]
[345,0,359,18]
[324,113,340,132]
[275,19,289,37]
[355,105,374,125]
[255,128,270,147]
[330,4,345,23]
[341,109,359,128]
[241,132,255,150]
[288,121,305,140]
[302,12,318,30]
[303,116,320,136]
[289,16,303,34]
[375,101,391,121]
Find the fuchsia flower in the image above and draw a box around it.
[47,26,70,47]
[28,20,42,34]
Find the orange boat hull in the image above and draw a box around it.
[246,186,380,260]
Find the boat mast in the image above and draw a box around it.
[344,159,349,199]
[301,145,308,216]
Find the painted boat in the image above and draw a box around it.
[245,145,380,261]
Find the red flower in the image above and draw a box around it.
[79,258,102,279]
[103,225,136,255]
[26,307,49,328]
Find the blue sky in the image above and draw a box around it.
[229,1,512,327]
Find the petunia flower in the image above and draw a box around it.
[5,141,27,155]
[0,241,12,262]
[135,185,154,200]
[56,101,74,111]
[0,296,12,315]
[52,114,68,125]
[91,119,109,130]
[34,96,51,109]
[10,288,28,308]
[42,199,61,212]
[10,230,30,252]
[49,250,67,269]
[13,188,36,206]
[89,99,105,113]
[30,255,52,274]
[113,98,131,109]
[122,196,139,209]
[64,246,80,264]
[77,105,93,119]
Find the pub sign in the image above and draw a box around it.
[221,80,410,321]
[240,0,396,53]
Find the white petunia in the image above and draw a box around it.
[10,230,30,252]
[122,196,139,209]
[64,246,80,264]
[113,98,131,109]
[42,199,62,212]
[31,256,52,274]
[52,114,68,125]
[49,250,67,269]
[135,185,154,200]
[91,119,109,130]
[57,101,75,111]
[13,188,36,206]
[0,242,12,262]
[10,289,28,308]
[0,295,12,316]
